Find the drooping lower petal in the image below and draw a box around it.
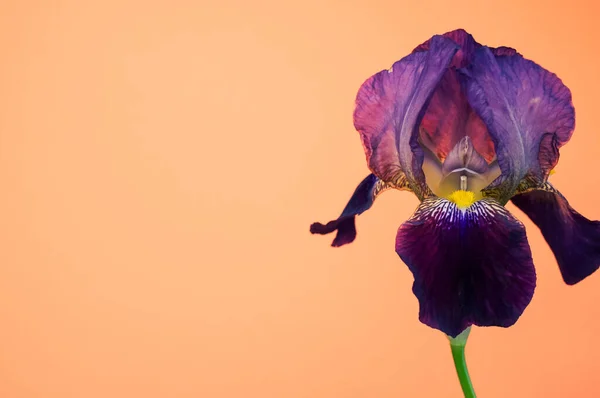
[459,47,575,203]
[310,173,410,247]
[511,187,600,285]
[396,198,536,337]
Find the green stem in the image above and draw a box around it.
[448,327,476,398]
[450,342,476,398]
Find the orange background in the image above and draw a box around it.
[0,0,599,397]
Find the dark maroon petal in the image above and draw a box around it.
[396,198,536,337]
[353,35,458,199]
[310,174,378,247]
[460,47,575,203]
[511,188,600,285]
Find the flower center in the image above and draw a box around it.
[448,189,476,210]
[420,136,501,206]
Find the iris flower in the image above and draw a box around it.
[310,29,599,395]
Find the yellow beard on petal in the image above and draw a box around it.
[448,190,476,210]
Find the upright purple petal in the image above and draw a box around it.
[396,197,536,337]
[354,36,459,200]
[460,48,575,203]
[415,30,521,163]
[413,29,520,67]
[511,188,600,285]
[412,29,479,68]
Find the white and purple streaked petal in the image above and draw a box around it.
[459,47,575,203]
[396,198,536,337]
[310,173,410,247]
[511,188,600,285]
[353,35,459,199]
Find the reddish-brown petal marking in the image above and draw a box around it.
[419,69,496,163]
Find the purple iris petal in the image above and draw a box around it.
[413,30,502,165]
[460,47,575,203]
[310,174,379,247]
[396,198,536,337]
[512,188,600,285]
[413,29,519,67]
[412,29,480,68]
[353,35,458,199]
